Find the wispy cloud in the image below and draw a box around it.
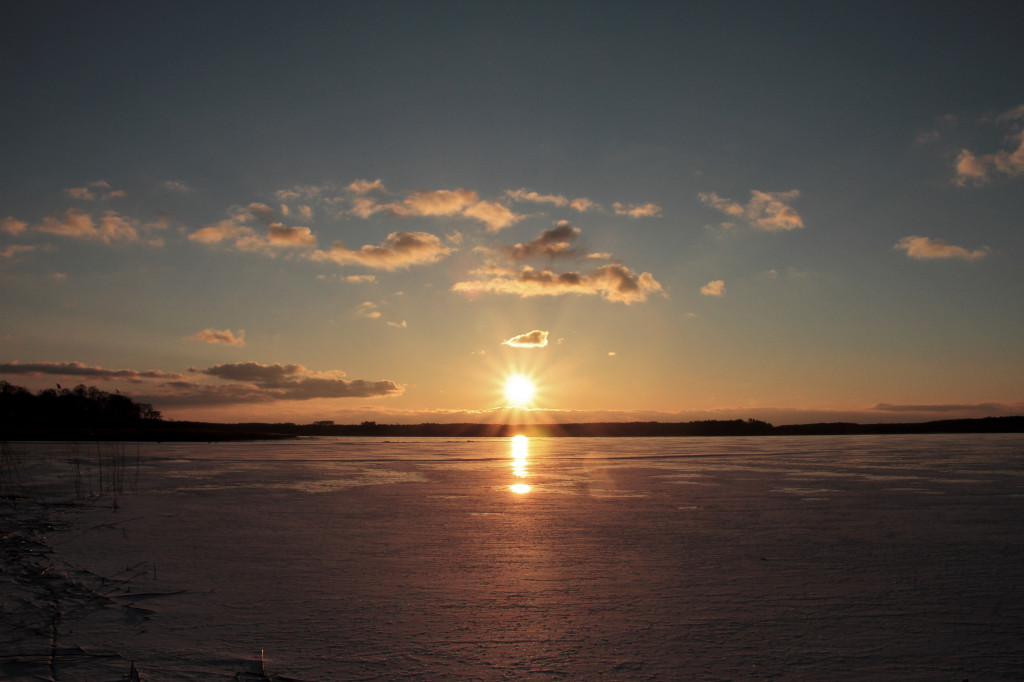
[162,180,195,193]
[954,104,1024,186]
[35,209,163,245]
[340,182,526,232]
[894,236,989,261]
[356,301,382,319]
[502,329,549,348]
[198,361,402,399]
[453,263,664,304]
[347,178,386,195]
[0,361,184,382]
[64,180,126,201]
[612,202,662,218]
[2,217,29,236]
[700,280,726,296]
[1,244,44,260]
[506,189,599,212]
[312,231,453,270]
[871,402,1011,414]
[699,190,804,231]
[190,329,245,347]
[189,209,318,254]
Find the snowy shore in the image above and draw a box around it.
[3,435,1023,680]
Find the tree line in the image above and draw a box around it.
[0,381,161,428]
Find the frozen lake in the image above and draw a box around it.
[3,434,1023,680]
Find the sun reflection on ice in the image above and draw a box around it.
[509,435,532,494]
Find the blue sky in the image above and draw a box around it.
[2,1,1022,424]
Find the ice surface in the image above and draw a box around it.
[2,434,1023,680]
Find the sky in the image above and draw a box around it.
[2,1,1023,425]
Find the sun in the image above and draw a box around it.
[504,374,536,406]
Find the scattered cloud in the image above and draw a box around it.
[344,274,377,283]
[501,221,581,261]
[2,217,29,236]
[505,189,599,212]
[64,180,125,201]
[312,231,453,270]
[274,185,326,202]
[894,236,989,261]
[387,320,408,328]
[0,361,184,382]
[502,329,549,348]
[341,182,526,232]
[35,209,162,245]
[700,280,726,296]
[162,180,195,192]
[870,402,1011,414]
[356,301,382,318]
[699,190,804,231]
[190,210,317,254]
[247,202,280,223]
[954,104,1024,186]
[199,361,402,399]
[267,224,317,248]
[1,244,44,260]
[453,263,664,304]
[612,202,662,218]
[347,178,386,194]
[190,328,245,347]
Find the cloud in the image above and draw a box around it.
[346,185,526,232]
[267,224,317,248]
[347,178,386,194]
[191,328,245,347]
[1,217,28,236]
[870,402,1010,414]
[356,301,382,318]
[64,180,125,201]
[453,263,664,304]
[311,231,453,270]
[387,320,407,328]
[506,189,599,212]
[954,104,1024,186]
[894,236,989,261]
[612,202,662,218]
[699,190,804,231]
[502,330,549,348]
[199,361,402,399]
[248,202,280,222]
[462,200,523,232]
[35,209,161,245]
[190,211,317,254]
[189,217,250,245]
[501,221,581,261]
[0,361,184,382]
[700,280,726,296]
[1,244,44,260]
[344,274,377,283]
[162,180,194,192]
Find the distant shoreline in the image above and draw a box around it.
[2,416,1022,441]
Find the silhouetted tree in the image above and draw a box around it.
[0,381,161,428]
